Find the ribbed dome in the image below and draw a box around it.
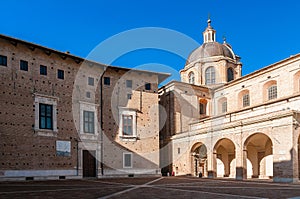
[185,42,235,66]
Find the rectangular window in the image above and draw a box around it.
[40,65,47,75]
[127,93,132,100]
[88,77,94,86]
[199,103,206,115]
[57,69,64,79]
[122,115,133,136]
[268,85,277,100]
[243,94,250,107]
[145,83,151,90]
[83,111,94,133]
[123,153,132,168]
[104,77,110,85]
[178,148,181,154]
[20,60,28,71]
[222,101,227,113]
[39,103,53,130]
[126,80,132,88]
[86,91,91,98]
[0,55,7,66]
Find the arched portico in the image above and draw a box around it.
[213,138,236,178]
[191,143,207,177]
[244,133,273,179]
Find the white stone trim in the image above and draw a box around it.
[34,94,58,136]
[123,152,133,168]
[118,107,137,140]
[79,101,98,136]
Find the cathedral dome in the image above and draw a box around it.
[185,42,235,66]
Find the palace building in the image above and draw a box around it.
[0,34,168,180]
[159,19,300,182]
[1,19,300,183]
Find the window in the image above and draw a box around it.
[242,94,250,107]
[119,108,137,139]
[0,55,7,66]
[221,101,227,113]
[40,65,47,75]
[86,91,91,98]
[34,95,58,136]
[199,103,206,115]
[268,85,277,100]
[227,68,234,82]
[88,77,94,86]
[83,111,94,133]
[205,66,215,85]
[80,102,98,136]
[127,93,132,100]
[57,69,64,79]
[20,60,28,71]
[39,104,53,130]
[178,148,181,154]
[188,72,195,84]
[145,83,151,90]
[104,77,110,85]
[126,80,132,88]
[122,115,133,136]
[123,153,132,168]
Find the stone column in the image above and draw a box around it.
[235,145,246,180]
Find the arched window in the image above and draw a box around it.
[242,93,250,107]
[227,68,234,82]
[199,99,207,116]
[263,80,277,102]
[221,101,227,113]
[268,85,277,100]
[188,72,195,84]
[205,66,215,85]
[218,97,227,114]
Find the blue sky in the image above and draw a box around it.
[1,0,300,80]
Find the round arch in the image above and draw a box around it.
[244,133,273,179]
[190,142,207,177]
[213,138,236,178]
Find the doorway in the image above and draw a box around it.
[83,150,96,177]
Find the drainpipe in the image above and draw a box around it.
[100,69,106,176]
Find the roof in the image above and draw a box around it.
[0,34,170,83]
[185,42,235,66]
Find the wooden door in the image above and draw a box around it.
[83,150,96,177]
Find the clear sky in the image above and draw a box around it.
[1,0,300,81]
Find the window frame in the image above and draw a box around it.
[242,93,250,107]
[123,152,133,168]
[20,60,28,71]
[34,94,58,136]
[0,55,7,66]
[188,72,195,84]
[227,68,234,82]
[126,80,132,88]
[145,82,151,90]
[221,101,227,113]
[104,76,110,85]
[268,85,277,100]
[83,110,95,134]
[119,107,137,140]
[88,77,94,86]
[40,65,47,75]
[39,103,53,130]
[57,69,64,80]
[205,66,216,85]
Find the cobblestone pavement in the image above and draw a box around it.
[1,177,300,199]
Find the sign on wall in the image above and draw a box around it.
[56,141,71,156]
